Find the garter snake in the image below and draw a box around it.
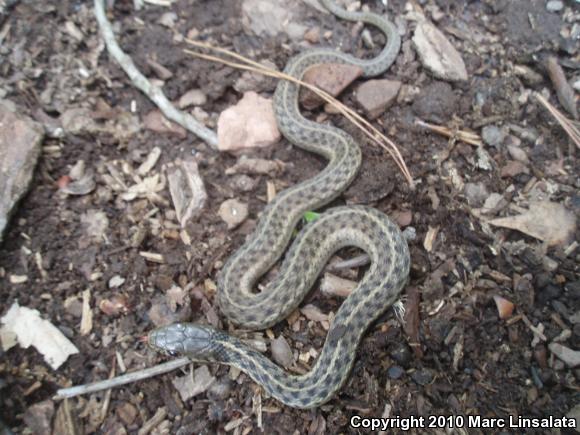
[148,0,409,409]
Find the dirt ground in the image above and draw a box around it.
[0,0,579,433]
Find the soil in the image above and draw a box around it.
[0,0,579,434]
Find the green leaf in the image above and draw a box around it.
[303,211,320,223]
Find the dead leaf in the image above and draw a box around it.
[0,301,79,369]
[489,201,576,246]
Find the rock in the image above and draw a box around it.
[507,144,529,163]
[241,0,296,38]
[464,182,489,207]
[481,125,506,147]
[207,379,233,401]
[217,92,280,151]
[411,368,433,386]
[0,101,43,242]
[493,295,515,319]
[271,335,293,368]
[566,281,580,300]
[536,284,561,305]
[355,79,401,119]
[143,110,187,138]
[300,63,363,110]
[218,199,249,229]
[500,160,529,178]
[390,343,412,366]
[117,402,138,426]
[546,1,564,12]
[23,400,54,434]
[178,89,207,108]
[286,22,308,41]
[548,343,580,368]
[304,26,320,43]
[411,82,458,123]
[412,22,467,82]
[387,365,405,379]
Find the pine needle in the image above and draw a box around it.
[184,39,414,187]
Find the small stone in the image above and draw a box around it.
[178,89,207,108]
[411,368,433,386]
[117,402,138,426]
[387,365,405,379]
[218,199,249,229]
[300,63,363,110]
[411,81,458,123]
[493,295,515,319]
[217,92,280,151]
[481,125,506,147]
[412,22,467,82]
[304,26,320,43]
[464,182,489,207]
[507,144,529,163]
[536,284,561,305]
[23,400,54,434]
[108,275,125,289]
[143,110,187,138]
[548,343,580,368]
[390,343,412,366]
[546,1,564,12]
[158,12,177,28]
[500,160,529,178]
[355,79,401,119]
[271,335,293,368]
[207,379,233,401]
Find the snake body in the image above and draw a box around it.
[148,0,409,409]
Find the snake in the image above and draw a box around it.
[148,0,409,409]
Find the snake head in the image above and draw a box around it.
[147,323,217,361]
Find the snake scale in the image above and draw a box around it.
[148,0,409,409]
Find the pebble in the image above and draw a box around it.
[390,343,412,366]
[387,365,405,379]
[207,379,233,401]
[271,335,294,368]
[546,1,564,12]
[355,79,401,119]
[411,81,458,123]
[218,199,249,229]
[411,369,433,386]
[464,182,489,207]
[481,125,506,147]
[536,284,562,305]
[412,22,467,82]
[217,91,280,151]
[548,343,580,368]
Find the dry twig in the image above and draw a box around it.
[535,92,580,150]
[54,357,190,399]
[93,0,218,148]
[415,119,482,146]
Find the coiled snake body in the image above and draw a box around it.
[148,0,409,409]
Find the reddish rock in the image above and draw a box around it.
[300,63,363,110]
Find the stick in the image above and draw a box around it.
[54,357,191,399]
[93,0,218,149]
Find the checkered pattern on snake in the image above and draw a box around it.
[148,0,409,409]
